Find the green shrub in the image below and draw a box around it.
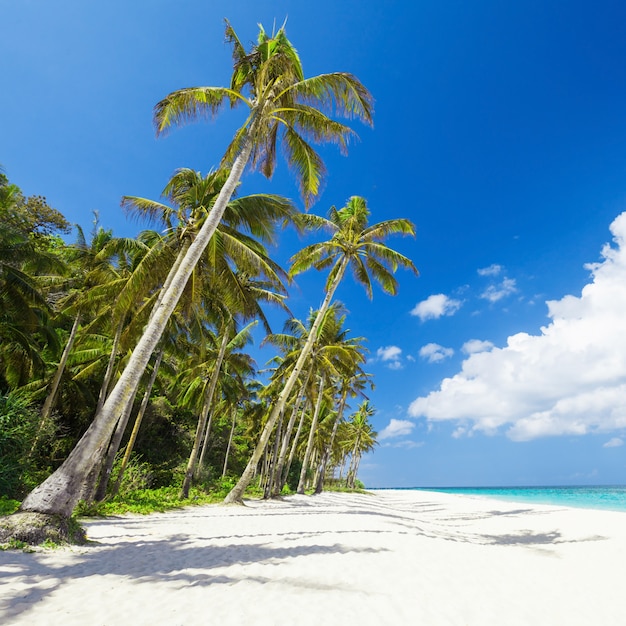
[0,395,53,498]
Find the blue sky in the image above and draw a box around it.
[4,1,626,487]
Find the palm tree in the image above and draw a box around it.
[314,367,372,494]
[224,196,417,503]
[343,401,377,488]
[18,20,371,521]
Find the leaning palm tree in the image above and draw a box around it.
[17,21,371,522]
[224,196,417,503]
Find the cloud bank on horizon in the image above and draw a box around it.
[408,212,626,442]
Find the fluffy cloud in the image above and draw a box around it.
[376,345,403,370]
[409,212,626,441]
[604,437,624,448]
[379,419,415,440]
[480,277,517,302]
[462,339,495,354]
[419,343,454,363]
[410,294,462,321]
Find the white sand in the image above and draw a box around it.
[1,489,626,625]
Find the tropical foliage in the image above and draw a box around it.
[0,21,417,544]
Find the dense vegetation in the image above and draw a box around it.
[0,22,416,540]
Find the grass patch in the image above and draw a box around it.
[0,497,20,516]
[75,486,227,517]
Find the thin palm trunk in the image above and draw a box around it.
[281,394,309,492]
[347,449,362,488]
[263,410,284,498]
[181,328,231,498]
[270,372,310,496]
[296,375,325,494]
[195,408,215,478]
[224,258,348,504]
[315,387,348,494]
[93,385,139,502]
[110,349,164,497]
[31,314,81,454]
[95,316,125,414]
[222,406,237,478]
[21,135,254,518]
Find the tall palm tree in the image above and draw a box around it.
[18,20,371,520]
[224,196,417,503]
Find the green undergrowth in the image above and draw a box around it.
[2,482,365,522]
[75,486,225,517]
[0,497,20,516]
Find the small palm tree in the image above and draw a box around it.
[343,401,378,488]
[224,196,417,502]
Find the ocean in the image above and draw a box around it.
[415,485,626,513]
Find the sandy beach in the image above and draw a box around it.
[1,489,625,625]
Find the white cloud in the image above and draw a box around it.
[375,345,403,369]
[419,343,454,363]
[604,437,624,448]
[480,277,517,302]
[379,418,415,440]
[462,339,495,354]
[478,264,503,276]
[409,212,626,441]
[411,294,462,321]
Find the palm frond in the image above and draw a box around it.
[281,126,326,207]
[154,87,245,136]
[283,73,374,124]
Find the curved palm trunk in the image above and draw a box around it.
[31,314,81,454]
[224,258,348,504]
[110,349,164,497]
[181,328,231,499]
[296,375,325,494]
[20,138,254,518]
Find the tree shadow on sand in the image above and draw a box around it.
[0,537,382,622]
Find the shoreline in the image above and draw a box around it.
[2,489,626,625]
[391,485,626,514]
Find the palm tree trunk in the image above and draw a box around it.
[95,316,125,415]
[110,349,164,497]
[92,384,140,502]
[280,394,309,492]
[222,406,237,478]
[224,258,348,504]
[20,135,254,518]
[270,372,310,497]
[315,387,348,494]
[263,410,284,498]
[195,409,214,478]
[31,314,81,454]
[296,375,325,494]
[181,328,231,499]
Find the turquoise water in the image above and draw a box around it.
[417,486,626,513]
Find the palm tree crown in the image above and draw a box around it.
[154,21,374,206]
[290,195,418,295]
